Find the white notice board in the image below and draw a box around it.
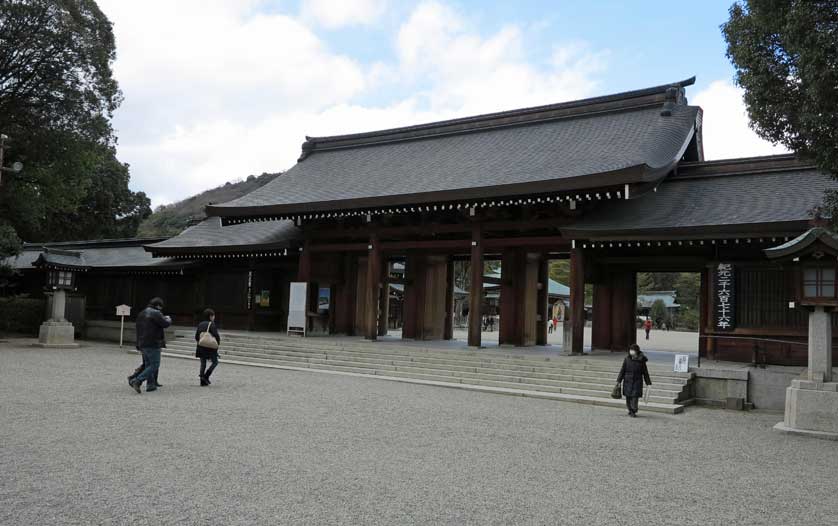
[673,354,689,373]
[287,282,308,336]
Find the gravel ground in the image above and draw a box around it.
[1,340,835,526]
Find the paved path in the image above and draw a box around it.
[1,340,834,526]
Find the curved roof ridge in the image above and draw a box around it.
[298,77,696,159]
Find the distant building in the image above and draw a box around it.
[637,290,680,320]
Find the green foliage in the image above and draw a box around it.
[673,272,700,310]
[677,307,700,332]
[0,0,150,242]
[722,1,838,217]
[0,296,45,335]
[650,299,667,327]
[137,172,283,237]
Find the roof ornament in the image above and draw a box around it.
[298,136,316,162]
[660,84,686,116]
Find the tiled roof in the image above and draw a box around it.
[5,241,186,271]
[562,156,835,239]
[145,216,300,255]
[208,78,700,218]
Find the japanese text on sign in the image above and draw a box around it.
[714,263,735,331]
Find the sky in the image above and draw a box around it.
[96,0,787,208]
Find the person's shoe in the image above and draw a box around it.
[129,379,142,394]
[146,387,157,392]
[205,376,211,385]
[127,375,135,385]
[152,383,162,388]
[630,412,637,418]
[200,375,208,386]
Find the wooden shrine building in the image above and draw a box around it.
[6,77,837,366]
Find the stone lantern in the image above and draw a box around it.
[765,227,838,439]
[32,248,88,348]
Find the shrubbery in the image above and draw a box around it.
[0,297,45,335]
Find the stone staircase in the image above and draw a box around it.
[164,331,694,414]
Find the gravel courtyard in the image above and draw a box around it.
[1,341,835,526]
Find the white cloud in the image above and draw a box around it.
[98,0,606,208]
[693,80,788,160]
[395,1,605,115]
[300,0,387,28]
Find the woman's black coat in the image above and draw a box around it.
[617,352,652,397]
[195,320,221,357]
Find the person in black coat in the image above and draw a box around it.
[617,343,652,417]
[128,297,171,393]
[195,308,221,386]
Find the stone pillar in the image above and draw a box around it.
[37,289,78,348]
[808,307,832,383]
[775,306,838,439]
[51,289,67,321]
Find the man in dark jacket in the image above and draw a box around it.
[129,297,172,394]
[617,344,652,417]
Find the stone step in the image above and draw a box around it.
[166,342,690,396]
[160,348,688,414]
[169,337,692,383]
[172,330,692,378]
[164,346,687,405]
[167,340,687,387]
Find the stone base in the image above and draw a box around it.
[36,321,78,348]
[777,380,838,438]
[773,422,838,441]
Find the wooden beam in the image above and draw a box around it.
[306,236,570,255]
[468,225,483,347]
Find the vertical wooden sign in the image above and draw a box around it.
[714,262,735,331]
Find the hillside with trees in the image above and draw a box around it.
[137,172,283,238]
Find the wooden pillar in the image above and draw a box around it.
[247,260,256,331]
[536,254,549,346]
[297,241,311,282]
[297,241,312,334]
[569,247,585,354]
[365,235,381,340]
[335,253,356,335]
[468,225,483,347]
[378,258,389,337]
[591,275,612,350]
[608,270,636,351]
[499,249,518,345]
[402,252,423,339]
[444,256,454,340]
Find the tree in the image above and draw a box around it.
[650,299,668,329]
[0,0,149,243]
[722,1,838,218]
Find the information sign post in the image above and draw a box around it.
[115,304,131,348]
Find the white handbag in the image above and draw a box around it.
[198,321,219,350]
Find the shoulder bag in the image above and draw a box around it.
[198,321,219,350]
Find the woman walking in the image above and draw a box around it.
[617,343,652,417]
[195,308,221,386]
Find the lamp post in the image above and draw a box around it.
[0,133,24,185]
